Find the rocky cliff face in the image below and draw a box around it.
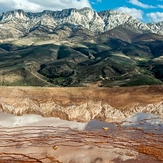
[0,86,163,122]
[0,8,163,39]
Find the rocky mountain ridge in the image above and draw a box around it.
[0,8,163,39]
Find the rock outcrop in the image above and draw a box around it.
[0,86,163,122]
[0,8,163,39]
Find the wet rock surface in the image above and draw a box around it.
[0,86,163,162]
[0,112,163,163]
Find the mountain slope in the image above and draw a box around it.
[0,8,163,87]
[0,38,163,87]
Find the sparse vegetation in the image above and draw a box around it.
[123,76,163,86]
[0,28,163,87]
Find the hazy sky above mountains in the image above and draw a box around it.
[0,0,162,22]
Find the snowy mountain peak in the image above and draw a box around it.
[0,8,163,39]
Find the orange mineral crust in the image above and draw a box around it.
[0,124,162,163]
[0,86,163,162]
[0,86,163,122]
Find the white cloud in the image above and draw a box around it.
[158,4,163,8]
[117,7,143,20]
[147,12,163,22]
[0,0,92,12]
[129,0,155,9]
[91,0,102,5]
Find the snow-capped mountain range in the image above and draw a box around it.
[0,7,163,39]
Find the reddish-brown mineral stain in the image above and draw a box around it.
[0,86,163,162]
[0,125,162,163]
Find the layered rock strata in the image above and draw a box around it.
[0,86,163,122]
[0,118,162,163]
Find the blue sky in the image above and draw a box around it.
[0,0,162,22]
[91,0,163,22]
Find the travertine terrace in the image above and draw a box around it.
[0,86,163,162]
[0,86,163,122]
[0,112,163,163]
